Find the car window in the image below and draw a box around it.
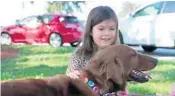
[42,15,53,24]
[19,17,31,25]
[63,16,78,23]
[19,16,41,28]
[133,2,163,18]
[163,1,175,13]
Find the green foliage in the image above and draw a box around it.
[47,1,85,14]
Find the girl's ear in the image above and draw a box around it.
[90,32,93,36]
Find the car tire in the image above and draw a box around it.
[70,41,81,47]
[142,46,157,52]
[1,33,12,45]
[119,31,124,44]
[49,33,63,48]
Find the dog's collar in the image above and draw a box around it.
[79,73,115,96]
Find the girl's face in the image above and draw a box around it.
[92,19,117,49]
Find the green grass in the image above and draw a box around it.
[1,45,175,95]
[128,60,175,95]
[1,45,74,80]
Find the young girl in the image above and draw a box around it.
[66,6,120,74]
[66,5,147,89]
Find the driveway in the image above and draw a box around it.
[132,46,175,60]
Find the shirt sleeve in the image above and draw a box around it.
[66,52,82,74]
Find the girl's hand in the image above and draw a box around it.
[111,90,128,96]
[66,70,80,79]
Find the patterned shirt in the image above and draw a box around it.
[66,48,92,74]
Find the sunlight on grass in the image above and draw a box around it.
[128,81,171,95]
[153,60,175,72]
[128,60,175,95]
[1,45,74,80]
[153,64,175,71]
[17,53,72,68]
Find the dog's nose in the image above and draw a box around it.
[151,57,158,67]
[137,54,159,71]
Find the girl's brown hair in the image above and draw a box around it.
[77,6,120,57]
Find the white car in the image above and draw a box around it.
[119,0,175,52]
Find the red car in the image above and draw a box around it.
[0,14,83,47]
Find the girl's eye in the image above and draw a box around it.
[110,28,116,30]
[98,28,104,31]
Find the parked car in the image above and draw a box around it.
[0,14,83,47]
[119,0,175,52]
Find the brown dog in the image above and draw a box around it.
[94,44,158,82]
[1,44,157,96]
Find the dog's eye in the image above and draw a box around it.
[130,51,137,56]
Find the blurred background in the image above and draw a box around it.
[0,0,175,95]
[0,0,144,26]
[0,0,174,55]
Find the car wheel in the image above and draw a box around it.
[70,41,81,47]
[1,33,12,45]
[142,46,157,52]
[119,31,124,44]
[49,33,63,48]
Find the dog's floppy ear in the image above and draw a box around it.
[85,59,109,93]
[85,59,104,76]
[106,57,126,91]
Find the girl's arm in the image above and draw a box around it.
[66,53,82,74]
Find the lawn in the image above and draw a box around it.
[1,45,175,95]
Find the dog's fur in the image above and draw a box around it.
[1,44,157,96]
[94,45,157,81]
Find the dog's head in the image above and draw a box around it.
[106,45,158,75]
[85,44,158,93]
[99,44,158,82]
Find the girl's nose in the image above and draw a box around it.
[103,30,111,36]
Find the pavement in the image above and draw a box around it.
[131,46,175,60]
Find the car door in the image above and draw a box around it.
[21,16,42,44]
[60,16,79,42]
[125,1,163,45]
[155,1,175,47]
[9,19,27,42]
[36,15,52,43]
